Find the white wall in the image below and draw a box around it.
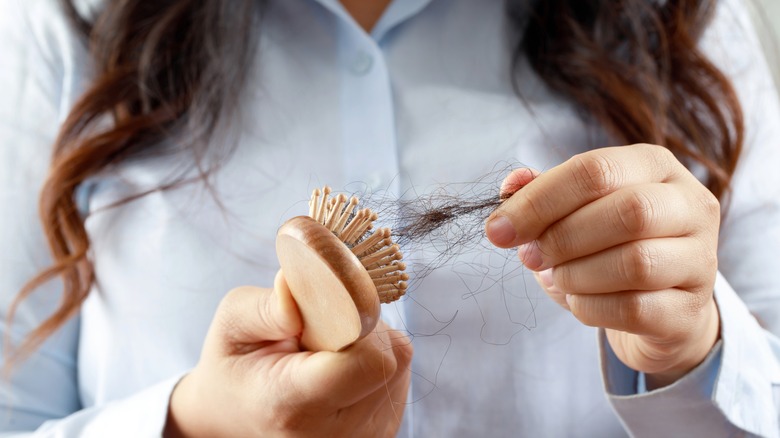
[752,0,780,29]
[749,0,780,89]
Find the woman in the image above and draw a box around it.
[1,0,778,436]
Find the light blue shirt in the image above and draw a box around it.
[1,0,779,436]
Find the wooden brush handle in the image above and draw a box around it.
[276,216,380,352]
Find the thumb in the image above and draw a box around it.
[486,168,540,247]
[215,271,303,347]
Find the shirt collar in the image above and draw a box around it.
[309,0,435,41]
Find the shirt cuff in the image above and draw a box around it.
[634,343,720,395]
[35,373,186,437]
[599,272,780,437]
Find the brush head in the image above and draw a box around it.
[277,216,379,351]
[276,186,407,352]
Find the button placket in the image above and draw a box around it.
[339,33,399,192]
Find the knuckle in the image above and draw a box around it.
[615,190,656,237]
[268,403,308,431]
[539,224,572,260]
[570,153,622,198]
[663,293,709,339]
[644,143,674,160]
[633,143,680,180]
[567,296,597,327]
[617,293,650,329]
[644,143,677,167]
[554,264,576,293]
[688,240,718,291]
[359,347,395,385]
[219,286,244,312]
[514,189,549,227]
[394,338,414,369]
[701,245,718,273]
[569,293,651,332]
[619,242,658,285]
[217,286,278,345]
[392,342,414,372]
[215,288,245,337]
[257,292,284,335]
[698,189,721,219]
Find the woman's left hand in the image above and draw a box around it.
[486,144,721,389]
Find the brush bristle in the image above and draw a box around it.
[308,186,407,304]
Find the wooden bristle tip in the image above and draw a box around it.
[305,186,408,304]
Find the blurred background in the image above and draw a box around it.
[751,0,780,89]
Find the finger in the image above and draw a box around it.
[214,271,303,349]
[487,144,685,248]
[500,167,540,198]
[363,360,412,438]
[486,168,540,246]
[291,322,412,409]
[347,326,413,434]
[533,270,570,310]
[545,238,714,295]
[566,289,709,339]
[339,369,410,438]
[520,182,704,270]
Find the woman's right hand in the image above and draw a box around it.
[164,272,413,437]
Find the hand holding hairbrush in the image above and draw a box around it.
[276,186,408,351]
[165,186,412,437]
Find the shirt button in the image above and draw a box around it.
[350,51,374,76]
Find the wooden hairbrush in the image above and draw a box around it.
[276,186,408,352]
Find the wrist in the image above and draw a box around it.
[164,371,218,438]
[645,298,720,389]
[163,374,188,438]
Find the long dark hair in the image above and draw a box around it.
[7,0,743,364]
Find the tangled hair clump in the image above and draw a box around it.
[359,165,522,287]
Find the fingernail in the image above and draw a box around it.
[518,242,543,270]
[486,216,517,247]
[565,294,574,308]
[500,168,538,198]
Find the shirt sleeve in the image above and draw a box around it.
[598,0,780,436]
[0,0,182,435]
[601,275,780,437]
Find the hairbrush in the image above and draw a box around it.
[276,186,408,352]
